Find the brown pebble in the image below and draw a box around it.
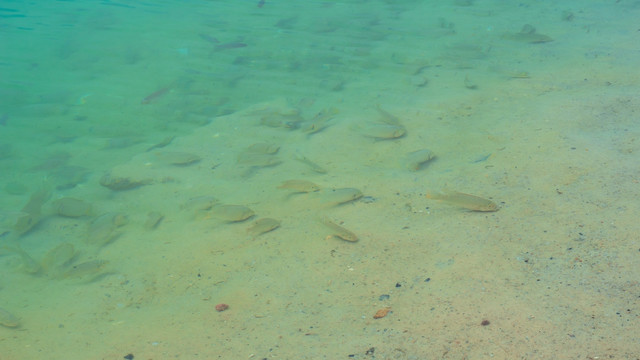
[215,303,229,312]
[373,307,391,319]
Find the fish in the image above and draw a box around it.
[99,173,152,191]
[210,204,255,222]
[62,259,110,280]
[247,218,280,238]
[141,87,170,104]
[246,143,280,154]
[41,243,76,273]
[426,191,499,212]
[155,151,201,166]
[214,42,247,51]
[277,180,321,193]
[360,123,406,140]
[293,154,327,173]
[502,24,553,44]
[320,188,363,206]
[198,33,219,44]
[405,149,435,171]
[146,136,175,152]
[0,307,20,328]
[321,218,358,242]
[14,188,51,235]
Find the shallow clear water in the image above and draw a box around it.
[1,1,639,358]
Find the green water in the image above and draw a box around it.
[1,1,639,358]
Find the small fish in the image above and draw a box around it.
[246,142,280,154]
[13,247,41,274]
[375,105,403,126]
[155,151,201,166]
[277,179,321,193]
[52,197,92,218]
[210,204,255,222]
[146,136,175,152]
[405,149,435,171]
[145,211,164,230]
[62,259,110,280]
[41,243,76,273]
[293,153,327,174]
[502,24,553,44]
[141,87,170,104]
[247,218,280,238]
[359,123,406,140]
[99,173,152,191]
[14,188,51,235]
[426,191,499,212]
[321,218,358,242]
[301,107,338,135]
[0,307,20,328]
[214,42,247,51]
[182,196,219,212]
[237,153,281,167]
[471,153,491,163]
[320,188,363,206]
[198,33,219,44]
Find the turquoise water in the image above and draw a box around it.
[2,1,640,358]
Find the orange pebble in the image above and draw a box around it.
[373,307,391,319]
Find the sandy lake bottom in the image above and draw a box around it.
[1,1,639,359]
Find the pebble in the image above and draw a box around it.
[373,307,391,319]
